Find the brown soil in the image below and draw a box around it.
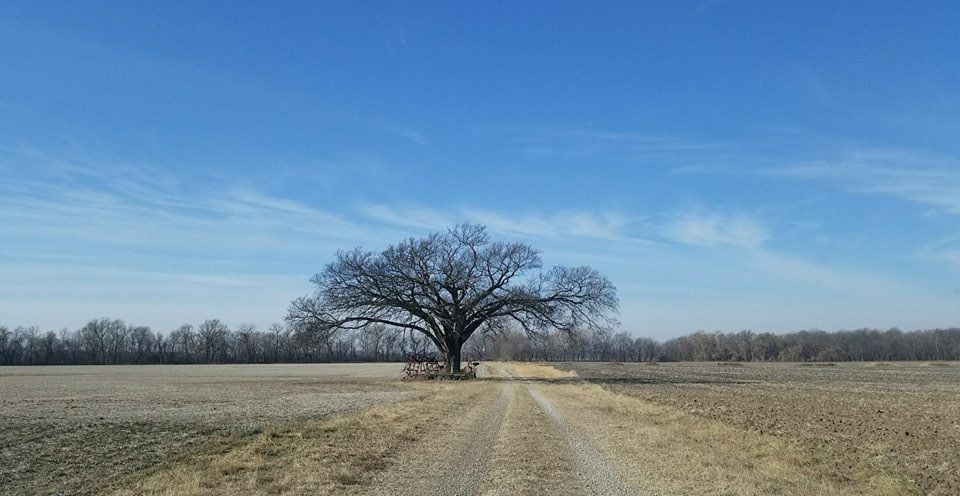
[0,364,411,495]
[4,362,950,495]
[557,361,960,496]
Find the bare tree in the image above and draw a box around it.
[80,318,115,364]
[39,331,58,364]
[197,319,228,363]
[105,321,130,364]
[634,336,661,362]
[267,323,285,363]
[19,327,39,364]
[130,326,154,363]
[0,326,9,364]
[287,224,618,373]
[359,323,388,361]
[236,323,258,363]
[170,324,195,363]
[154,331,169,363]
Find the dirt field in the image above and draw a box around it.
[2,362,956,495]
[0,364,411,495]
[556,361,960,496]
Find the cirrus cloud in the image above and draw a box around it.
[663,211,769,249]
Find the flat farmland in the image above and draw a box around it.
[0,364,411,495]
[3,362,958,495]
[556,361,960,496]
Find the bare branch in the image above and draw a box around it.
[286,223,619,372]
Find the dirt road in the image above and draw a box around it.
[367,363,879,496]
[367,365,623,495]
[369,363,636,496]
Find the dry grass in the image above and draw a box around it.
[558,361,960,495]
[501,362,578,379]
[543,382,917,496]
[114,382,490,495]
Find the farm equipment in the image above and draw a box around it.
[402,354,480,380]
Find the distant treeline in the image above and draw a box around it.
[0,319,435,366]
[472,328,960,362]
[2,319,959,365]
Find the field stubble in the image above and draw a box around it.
[4,361,958,496]
[556,361,960,496]
[0,363,410,495]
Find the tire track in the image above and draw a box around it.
[373,364,639,496]
[479,376,582,496]
[524,385,636,496]
[368,378,513,496]
[495,363,641,496]
[427,380,514,496]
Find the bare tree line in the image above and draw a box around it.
[470,327,960,362]
[0,319,434,366]
[2,320,959,366]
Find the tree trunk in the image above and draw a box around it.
[445,338,462,374]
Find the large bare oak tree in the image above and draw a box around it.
[287,224,618,373]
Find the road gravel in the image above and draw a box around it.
[370,364,643,495]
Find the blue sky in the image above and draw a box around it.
[1,1,959,337]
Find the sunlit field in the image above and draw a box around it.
[4,362,957,495]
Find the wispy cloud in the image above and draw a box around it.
[761,148,960,214]
[0,148,376,258]
[362,204,454,231]
[382,123,428,145]
[361,203,901,307]
[4,144,957,334]
[363,202,636,242]
[0,261,305,329]
[919,234,960,271]
[744,249,897,295]
[463,209,633,240]
[0,147,395,329]
[663,211,769,249]
[488,126,737,163]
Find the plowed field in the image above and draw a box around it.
[557,361,960,496]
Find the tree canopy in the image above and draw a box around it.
[286,223,619,372]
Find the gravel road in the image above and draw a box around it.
[429,381,514,495]
[525,385,636,495]
[497,364,639,496]
[371,363,643,496]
